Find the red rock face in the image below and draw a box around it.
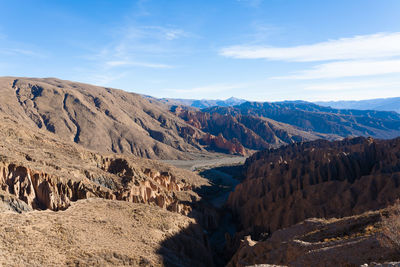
[174,106,341,156]
[228,137,400,234]
[200,133,247,155]
[173,108,249,155]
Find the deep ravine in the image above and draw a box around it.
[196,162,245,266]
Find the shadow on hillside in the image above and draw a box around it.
[157,163,246,267]
[156,222,214,267]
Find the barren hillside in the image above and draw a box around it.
[0,77,209,159]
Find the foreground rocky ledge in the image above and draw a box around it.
[228,208,400,267]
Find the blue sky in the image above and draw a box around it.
[1,0,400,101]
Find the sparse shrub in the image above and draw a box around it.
[379,199,400,252]
[160,221,172,231]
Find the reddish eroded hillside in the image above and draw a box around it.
[173,106,334,153]
[205,101,400,139]
[228,137,400,234]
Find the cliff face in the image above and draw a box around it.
[0,162,114,211]
[0,157,196,214]
[0,115,209,214]
[228,137,400,234]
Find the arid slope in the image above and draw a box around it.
[0,77,208,159]
[0,198,213,266]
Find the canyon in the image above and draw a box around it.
[1,77,400,266]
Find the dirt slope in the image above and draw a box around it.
[0,198,213,267]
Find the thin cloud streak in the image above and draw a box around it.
[84,25,190,72]
[220,32,400,62]
[273,59,400,80]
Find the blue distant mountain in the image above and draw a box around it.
[159,96,247,109]
[316,97,400,114]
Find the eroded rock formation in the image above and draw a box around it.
[228,137,400,234]
[0,115,209,215]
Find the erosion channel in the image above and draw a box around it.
[163,156,246,266]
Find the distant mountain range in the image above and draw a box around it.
[158,97,246,109]
[156,96,400,115]
[316,97,400,113]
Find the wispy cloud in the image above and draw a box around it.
[76,23,191,86]
[274,59,400,79]
[0,32,44,58]
[85,25,192,72]
[220,32,400,62]
[0,47,45,59]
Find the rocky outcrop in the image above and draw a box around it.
[0,156,203,215]
[0,161,115,210]
[100,157,195,215]
[228,137,400,234]
[0,190,32,213]
[227,209,400,267]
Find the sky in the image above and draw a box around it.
[1,0,400,101]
